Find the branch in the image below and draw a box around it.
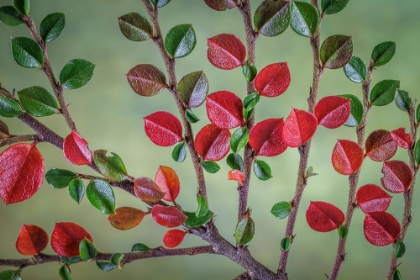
[0,134,39,147]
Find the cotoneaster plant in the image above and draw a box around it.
[0,0,419,279]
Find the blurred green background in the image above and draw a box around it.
[1,0,419,279]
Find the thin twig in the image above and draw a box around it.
[0,134,39,147]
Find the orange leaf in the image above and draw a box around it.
[108,207,146,230]
[228,170,244,185]
[155,166,180,202]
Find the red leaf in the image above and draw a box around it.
[152,205,187,228]
[50,222,92,257]
[206,91,243,129]
[381,160,413,193]
[0,143,44,204]
[15,224,48,255]
[390,128,412,149]
[254,62,291,97]
[331,140,364,175]
[203,0,238,11]
[365,130,397,162]
[207,34,246,70]
[163,229,187,248]
[282,108,318,147]
[249,118,287,156]
[155,166,180,202]
[134,177,165,203]
[144,111,183,146]
[228,170,244,185]
[108,207,146,230]
[194,124,231,161]
[63,131,92,165]
[126,64,168,96]
[363,212,401,246]
[306,201,345,232]
[314,96,351,129]
[356,184,392,213]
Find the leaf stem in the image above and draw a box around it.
[0,134,39,147]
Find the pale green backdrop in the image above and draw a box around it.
[0,0,419,279]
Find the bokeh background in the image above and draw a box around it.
[1,0,420,279]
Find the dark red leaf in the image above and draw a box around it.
[194,124,231,161]
[155,166,180,202]
[249,118,287,156]
[203,0,238,11]
[390,128,413,149]
[144,111,183,146]
[228,169,244,185]
[134,177,165,203]
[63,131,92,165]
[365,130,397,162]
[206,91,243,129]
[331,140,364,175]
[50,222,93,257]
[207,34,246,70]
[282,108,318,147]
[151,205,187,228]
[314,96,351,128]
[364,211,401,246]
[306,201,345,232]
[356,184,392,213]
[0,143,44,204]
[15,224,48,255]
[163,229,187,248]
[108,207,146,230]
[381,160,413,193]
[254,62,291,97]
[126,64,168,96]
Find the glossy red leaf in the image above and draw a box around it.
[126,64,168,96]
[203,0,238,11]
[314,96,351,128]
[249,118,287,156]
[254,62,291,97]
[364,211,401,246]
[228,170,244,185]
[163,229,187,248]
[390,128,413,149]
[381,160,413,193]
[134,177,165,203]
[0,143,44,204]
[15,224,48,255]
[306,201,345,232]
[144,111,183,147]
[108,207,146,230]
[63,131,92,165]
[207,33,246,70]
[206,91,243,129]
[331,140,364,175]
[282,108,318,147]
[155,166,180,202]
[365,130,397,162]
[151,205,187,228]
[51,222,93,257]
[194,124,231,161]
[356,184,392,213]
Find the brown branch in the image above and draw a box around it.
[0,134,39,147]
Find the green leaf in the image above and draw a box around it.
[118,12,152,42]
[372,41,396,67]
[17,86,59,117]
[11,37,43,68]
[242,63,258,82]
[320,35,353,69]
[86,180,116,214]
[0,6,24,26]
[0,270,21,280]
[254,0,290,37]
[280,237,291,251]
[68,178,85,204]
[0,95,24,117]
[131,243,150,252]
[59,256,81,264]
[305,166,318,177]
[244,107,255,120]
[243,92,260,112]
[40,13,65,43]
[338,225,349,239]
[394,240,406,258]
[235,214,255,245]
[164,24,196,58]
[0,119,10,140]
[183,210,214,227]
[58,265,72,280]
[226,153,244,172]
[369,80,400,106]
[321,0,349,15]
[96,261,117,272]
[195,195,209,217]
[79,238,97,261]
[392,269,404,280]
[13,0,29,15]
[417,104,420,124]
[414,139,420,165]
[172,142,187,162]
[290,1,319,38]
[343,56,367,83]
[339,94,363,127]
[59,59,95,90]
[150,0,171,8]
[202,161,220,173]
[110,253,124,269]
[253,159,272,180]
[185,109,200,123]
[394,90,412,112]
[178,71,209,108]
[270,201,291,219]
[230,127,249,153]
[93,150,127,182]
[45,168,77,189]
